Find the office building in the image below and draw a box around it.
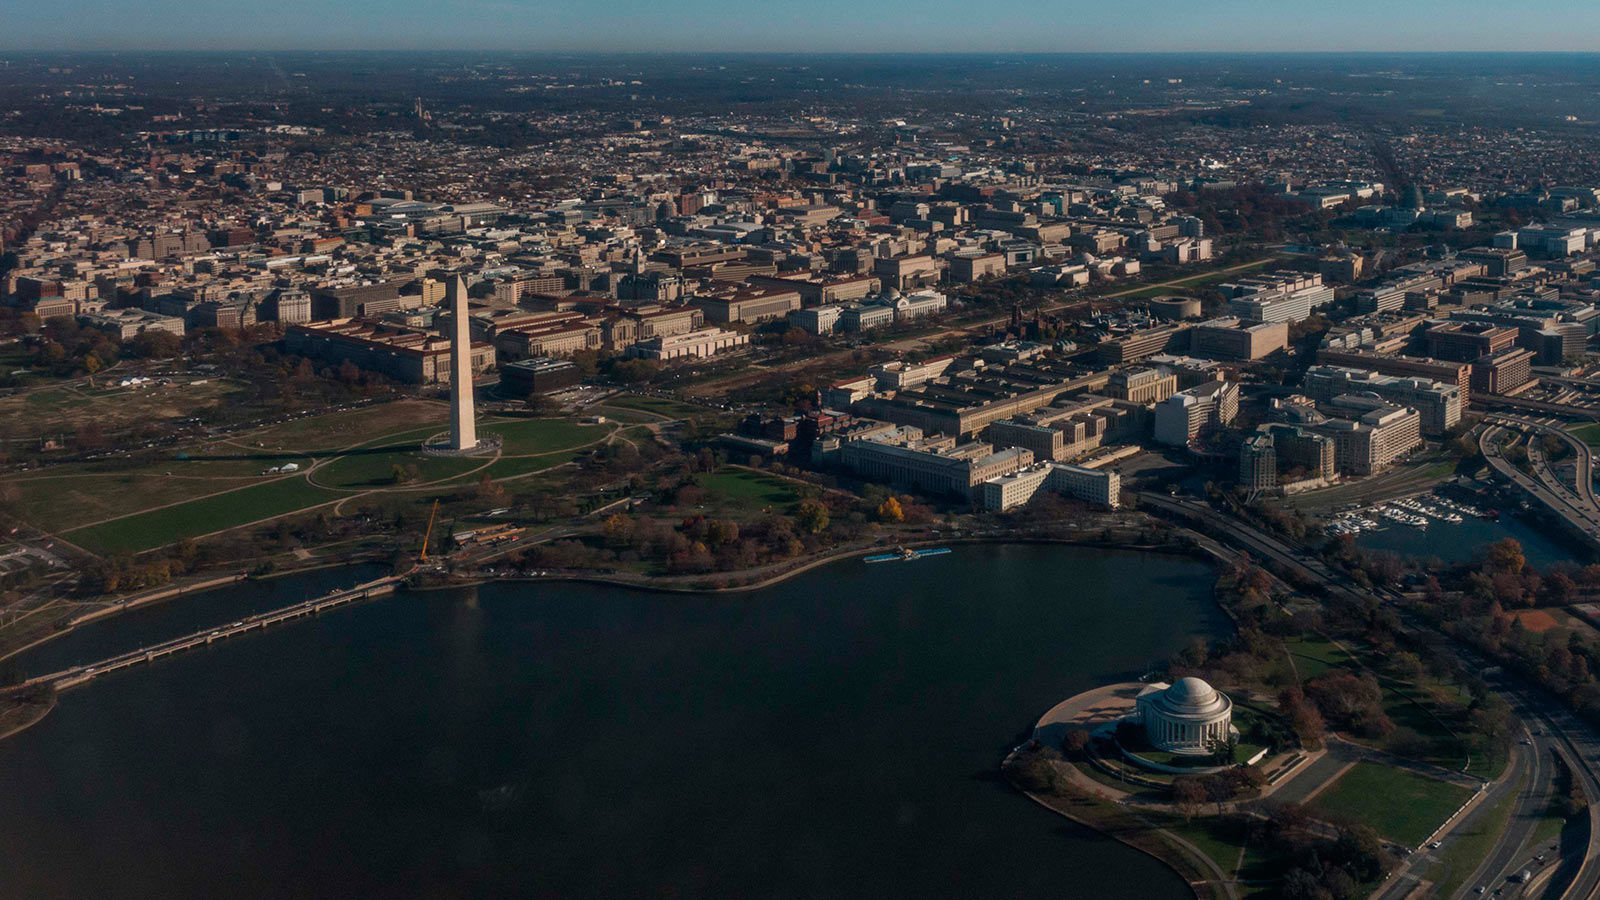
[1153,380,1239,446]
[1302,365,1460,435]
[981,462,1121,511]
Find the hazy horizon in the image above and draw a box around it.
[5,0,1600,54]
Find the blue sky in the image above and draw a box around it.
[4,0,1600,52]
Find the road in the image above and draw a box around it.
[1138,493,1600,900]
[1481,421,1600,550]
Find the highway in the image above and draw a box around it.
[1481,420,1600,551]
[1138,493,1600,900]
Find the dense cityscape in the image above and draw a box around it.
[5,47,1600,900]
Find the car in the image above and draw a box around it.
[1520,738,1533,745]
[1429,841,1442,849]
[1474,888,1485,895]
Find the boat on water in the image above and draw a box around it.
[864,547,953,563]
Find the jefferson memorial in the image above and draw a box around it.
[1135,676,1234,756]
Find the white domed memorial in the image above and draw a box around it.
[1135,676,1234,757]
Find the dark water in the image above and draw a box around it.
[1355,511,1582,571]
[0,545,1225,900]
[7,563,390,678]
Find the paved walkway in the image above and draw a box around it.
[1033,682,1145,748]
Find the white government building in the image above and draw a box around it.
[1135,676,1234,756]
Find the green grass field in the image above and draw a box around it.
[63,475,342,554]
[20,410,609,553]
[605,394,722,423]
[1159,816,1276,896]
[1310,762,1474,847]
[309,419,603,489]
[1284,635,1351,680]
[493,419,606,455]
[1571,423,1600,450]
[1427,776,1524,898]
[232,400,448,453]
[697,468,802,513]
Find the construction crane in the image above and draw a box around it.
[419,499,440,562]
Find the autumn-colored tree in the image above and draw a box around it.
[876,496,904,523]
[602,514,632,549]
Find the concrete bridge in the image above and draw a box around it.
[20,575,402,692]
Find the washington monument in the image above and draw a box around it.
[447,275,478,451]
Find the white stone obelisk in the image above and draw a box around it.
[447,275,477,451]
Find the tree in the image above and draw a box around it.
[602,514,632,549]
[475,473,507,505]
[1172,776,1207,821]
[1062,729,1090,757]
[796,499,830,534]
[876,496,904,523]
[130,330,182,358]
[1486,538,1526,575]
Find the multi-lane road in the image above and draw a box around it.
[1481,417,1600,550]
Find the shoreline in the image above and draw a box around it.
[0,536,1220,746]
[1000,745,1224,900]
[0,556,388,666]
[426,533,1215,597]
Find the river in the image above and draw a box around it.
[0,545,1226,900]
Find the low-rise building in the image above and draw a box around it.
[1190,317,1288,361]
[629,327,750,360]
[1106,367,1179,405]
[499,357,583,394]
[840,426,1032,498]
[81,308,186,339]
[284,319,493,384]
[981,462,1121,511]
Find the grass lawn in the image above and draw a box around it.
[698,468,802,513]
[231,400,446,453]
[3,451,320,532]
[311,418,603,488]
[1310,762,1475,847]
[1284,635,1477,773]
[1571,423,1600,450]
[1160,815,1276,892]
[1112,259,1276,299]
[1,378,248,440]
[1427,776,1524,899]
[312,439,486,489]
[1285,635,1352,680]
[605,394,722,422]
[63,475,342,554]
[492,419,606,455]
[480,452,575,480]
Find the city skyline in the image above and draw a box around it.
[5,0,1600,53]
